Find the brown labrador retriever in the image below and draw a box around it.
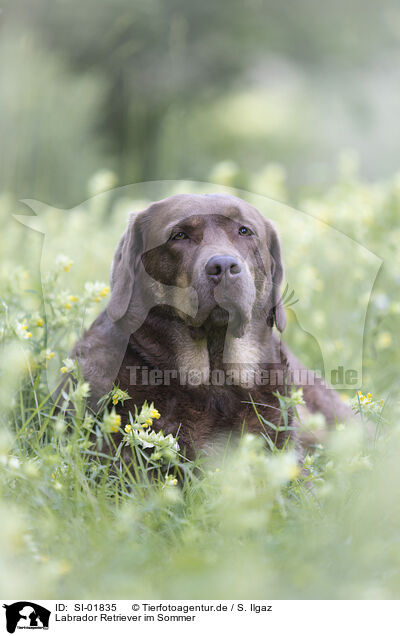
[69,193,352,458]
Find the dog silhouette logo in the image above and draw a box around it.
[2,602,50,633]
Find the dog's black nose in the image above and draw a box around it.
[205,255,242,281]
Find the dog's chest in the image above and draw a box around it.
[116,348,291,457]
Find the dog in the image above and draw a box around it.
[68,193,352,458]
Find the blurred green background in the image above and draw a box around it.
[2,0,400,206]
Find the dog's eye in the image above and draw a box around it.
[171,231,189,240]
[238,226,253,236]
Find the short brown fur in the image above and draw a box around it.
[68,194,352,459]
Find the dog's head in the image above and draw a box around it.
[107,194,286,337]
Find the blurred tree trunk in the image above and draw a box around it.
[102,68,167,183]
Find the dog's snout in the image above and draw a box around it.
[205,255,242,282]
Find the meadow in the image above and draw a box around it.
[1,162,400,599]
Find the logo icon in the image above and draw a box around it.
[2,602,51,633]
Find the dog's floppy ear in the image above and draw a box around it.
[266,221,286,332]
[107,213,142,323]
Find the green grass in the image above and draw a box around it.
[1,167,400,599]
[1,376,399,600]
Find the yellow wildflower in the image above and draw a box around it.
[358,391,372,404]
[377,331,392,349]
[125,424,132,433]
[56,255,74,273]
[69,295,79,302]
[58,560,71,575]
[103,409,121,433]
[289,387,305,406]
[65,303,72,310]
[15,320,32,339]
[61,367,68,374]
[36,317,44,327]
[288,464,301,480]
[358,391,368,402]
[100,286,110,298]
[110,387,131,406]
[151,408,161,419]
[110,415,121,433]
